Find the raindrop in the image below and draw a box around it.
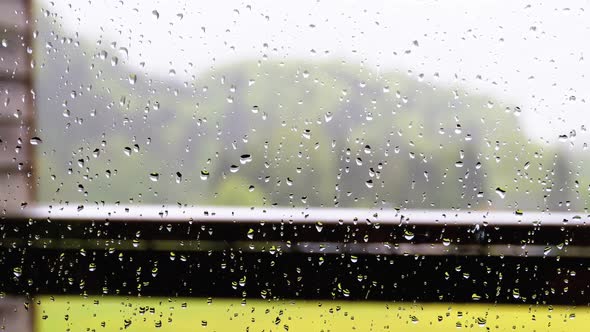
[152,10,160,19]
[403,230,415,240]
[512,288,520,299]
[476,317,486,326]
[544,246,552,256]
[315,222,323,232]
[302,129,311,139]
[29,137,42,145]
[149,173,159,182]
[128,74,137,85]
[240,154,252,164]
[119,47,129,59]
[324,112,333,122]
[200,170,209,180]
[495,187,506,199]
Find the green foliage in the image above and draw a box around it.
[32,16,588,211]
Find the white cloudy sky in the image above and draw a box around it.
[39,0,590,147]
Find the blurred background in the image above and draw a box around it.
[2,1,590,331]
[28,0,590,212]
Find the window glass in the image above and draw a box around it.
[1,1,588,331]
[34,0,589,211]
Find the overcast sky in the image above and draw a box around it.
[39,0,590,147]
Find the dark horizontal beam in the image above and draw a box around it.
[2,205,589,304]
[0,247,587,305]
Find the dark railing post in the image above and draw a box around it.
[0,0,34,214]
[0,1,34,331]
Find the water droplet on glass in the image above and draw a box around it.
[152,10,160,19]
[512,288,520,299]
[315,222,323,232]
[476,317,486,326]
[495,187,506,199]
[324,112,333,122]
[200,170,209,180]
[302,129,311,139]
[29,137,42,145]
[403,230,415,240]
[119,47,129,59]
[240,154,252,164]
[544,246,552,256]
[149,172,159,182]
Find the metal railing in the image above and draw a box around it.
[1,205,588,305]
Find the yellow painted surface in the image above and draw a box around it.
[35,296,587,331]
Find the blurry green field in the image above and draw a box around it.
[35,296,587,331]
